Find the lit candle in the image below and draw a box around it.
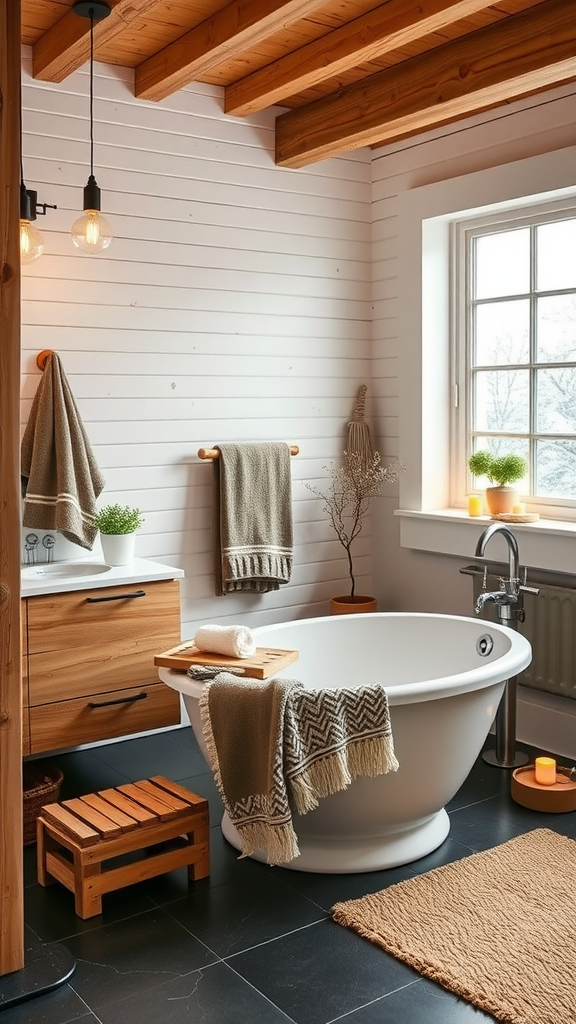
[534,756,556,785]
[468,495,483,517]
[512,502,526,514]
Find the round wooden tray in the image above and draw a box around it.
[511,765,576,812]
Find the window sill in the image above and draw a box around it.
[395,508,576,575]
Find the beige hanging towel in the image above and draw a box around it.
[21,352,105,550]
[213,442,293,594]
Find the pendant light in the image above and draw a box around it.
[71,1,113,254]
[20,182,45,264]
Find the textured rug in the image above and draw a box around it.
[332,829,576,1024]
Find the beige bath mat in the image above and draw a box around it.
[332,828,576,1024]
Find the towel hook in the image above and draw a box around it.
[36,350,54,371]
[198,445,299,460]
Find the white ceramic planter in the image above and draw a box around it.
[100,532,136,566]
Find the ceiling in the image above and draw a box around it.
[21,0,576,169]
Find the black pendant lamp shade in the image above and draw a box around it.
[71,1,113,253]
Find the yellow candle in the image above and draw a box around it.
[512,502,526,514]
[468,494,483,517]
[534,756,556,786]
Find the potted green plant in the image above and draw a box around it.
[306,451,403,614]
[94,503,144,565]
[468,451,527,515]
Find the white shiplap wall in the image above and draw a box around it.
[20,50,372,638]
[370,82,576,600]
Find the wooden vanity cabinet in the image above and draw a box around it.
[23,579,182,755]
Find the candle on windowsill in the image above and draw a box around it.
[534,756,556,786]
[468,494,483,517]
[512,502,526,514]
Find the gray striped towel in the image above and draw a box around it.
[212,442,293,594]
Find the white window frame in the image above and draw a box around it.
[394,143,576,574]
[452,197,576,521]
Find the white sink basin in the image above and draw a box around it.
[22,563,112,580]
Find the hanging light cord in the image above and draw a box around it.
[89,9,95,179]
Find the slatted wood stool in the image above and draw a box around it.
[36,776,210,919]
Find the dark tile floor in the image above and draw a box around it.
[5,729,575,1024]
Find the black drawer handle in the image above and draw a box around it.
[86,590,146,603]
[88,692,148,709]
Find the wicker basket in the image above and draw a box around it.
[23,764,64,845]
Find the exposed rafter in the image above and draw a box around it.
[275,0,576,167]
[134,0,327,102]
[225,0,506,117]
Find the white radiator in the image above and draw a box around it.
[471,571,576,700]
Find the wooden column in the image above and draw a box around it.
[0,0,24,976]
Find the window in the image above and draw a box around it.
[454,201,576,517]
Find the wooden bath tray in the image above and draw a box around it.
[154,640,299,679]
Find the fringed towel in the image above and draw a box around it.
[212,442,293,594]
[21,352,105,550]
[199,674,398,865]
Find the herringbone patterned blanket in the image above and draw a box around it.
[199,673,398,865]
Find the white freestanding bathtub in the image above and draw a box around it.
[158,612,532,873]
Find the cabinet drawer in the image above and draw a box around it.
[29,682,180,755]
[29,638,170,705]
[27,580,180,654]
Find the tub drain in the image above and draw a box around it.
[476,634,494,657]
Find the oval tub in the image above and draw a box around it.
[158,612,532,873]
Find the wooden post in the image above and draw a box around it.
[0,0,24,976]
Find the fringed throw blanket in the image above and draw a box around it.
[199,673,398,865]
[212,442,293,594]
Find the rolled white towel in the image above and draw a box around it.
[193,624,256,659]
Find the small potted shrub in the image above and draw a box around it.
[94,503,144,565]
[468,451,527,515]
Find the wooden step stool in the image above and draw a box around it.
[36,776,210,919]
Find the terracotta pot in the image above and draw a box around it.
[330,595,377,615]
[485,485,518,515]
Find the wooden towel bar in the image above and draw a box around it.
[198,445,299,459]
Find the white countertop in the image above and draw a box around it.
[21,556,184,597]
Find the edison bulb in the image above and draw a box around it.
[71,209,113,254]
[20,219,44,264]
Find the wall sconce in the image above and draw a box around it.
[71,1,113,254]
[20,181,57,265]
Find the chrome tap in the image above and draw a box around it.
[474,523,538,623]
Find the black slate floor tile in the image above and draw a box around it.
[165,873,325,956]
[0,983,94,1024]
[24,877,157,944]
[229,918,419,1024]
[94,960,296,1024]
[334,976,497,1022]
[64,906,218,1011]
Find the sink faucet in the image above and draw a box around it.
[474,523,533,622]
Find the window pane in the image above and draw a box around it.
[536,439,576,499]
[473,369,529,433]
[536,220,576,291]
[536,367,576,433]
[474,299,529,366]
[536,294,576,362]
[474,229,530,300]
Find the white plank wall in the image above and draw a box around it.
[370,81,576,615]
[20,50,372,638]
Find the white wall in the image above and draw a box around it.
[371,81,576,616]
[20,50,373,638]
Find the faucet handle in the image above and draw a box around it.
[520,584,539,596]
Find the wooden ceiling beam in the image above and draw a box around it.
[134,0,326,103]
[225,0,502,117]
[275,0,576,167]
[32,0,159,83]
